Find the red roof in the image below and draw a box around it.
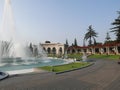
[67,42,120,50]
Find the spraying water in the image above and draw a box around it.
[0,0,47,65]
[82,52,87,62]
[0,0,15,41]
[0,0,67,75]
[0,0,32,58]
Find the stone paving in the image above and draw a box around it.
[0,59,120,90]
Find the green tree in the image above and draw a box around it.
[105,32,111,41]
[111,11,120,42]
[84,25,98,46]
[74,38,78,46]
[29,43,33,53]
[65,39,69,52]
[65,39,69,46]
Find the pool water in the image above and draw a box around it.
[0,58,67,72]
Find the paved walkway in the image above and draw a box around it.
[0,59,120,90]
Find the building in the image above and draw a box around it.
[41,41,120,55]
[40,41,65,56]
[67,42,120,55]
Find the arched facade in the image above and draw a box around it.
[67,43,120,55]
[41,43,65,55]
[52,47,56,54]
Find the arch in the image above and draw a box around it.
[88,48,92,53]
[67,49,70,54]
[117,46,120,53]
[47,47,51,54]
[95,48,99,53]
[77,49,81,53]
[52,47,56,54]
[43,47,46,52]
[72,49,75,53]
[83,49,87,52]
[103,48,106,53]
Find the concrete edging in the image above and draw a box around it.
[55,63,94,74]
[0,72,9,80]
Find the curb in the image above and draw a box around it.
[0,72,9,80]
[55,63,94,74]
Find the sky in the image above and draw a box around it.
[0,0,120,45]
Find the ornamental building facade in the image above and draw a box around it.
[41,41,120,55]
[67,42,120,55]
[40,42,65,55]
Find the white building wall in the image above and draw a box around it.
[41,43,65,55]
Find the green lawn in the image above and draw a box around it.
[48,53,120,60]
[39,62,91,73]
[88,54,120,60]
[67,53,120,60]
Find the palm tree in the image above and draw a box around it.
[84,25,98,46]
[111,11,120,42]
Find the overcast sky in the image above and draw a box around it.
[0,0,120,45]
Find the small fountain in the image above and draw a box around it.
[64,51,68,59]
[82,52,87,62]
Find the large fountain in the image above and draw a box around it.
[0,0,66,75]
[0,0,46,65]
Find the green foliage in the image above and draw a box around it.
[40,62,91,72]
[29,43,33,53]
[65,39,69,46]
[48,54,63,58]
[74,38,78,46]
[111,11,120,41]
[105,32,111,41]
[88,54,120,60]
[67,53,82,60]
[84,25,98,45]
[48,54,57,57]
[104,40,118,44]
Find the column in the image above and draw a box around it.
[115,46,118,54]
[106,47,109,55]
[91,48,95,54]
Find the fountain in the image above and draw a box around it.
[82,52,87,62]
[0,0,48,61]
[0,0,44,65]
[63,51,68,59]
[0,0,67,76]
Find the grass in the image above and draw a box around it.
[39,62,91,73]
[48,53,120,60]
[68,54,120,60]
[67,53,120,60]
[67,53,82,60]
[88,54,120,60]
[40,54,120,73]
[48,53,83,60]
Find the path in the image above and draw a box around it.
[0,59,120,90]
